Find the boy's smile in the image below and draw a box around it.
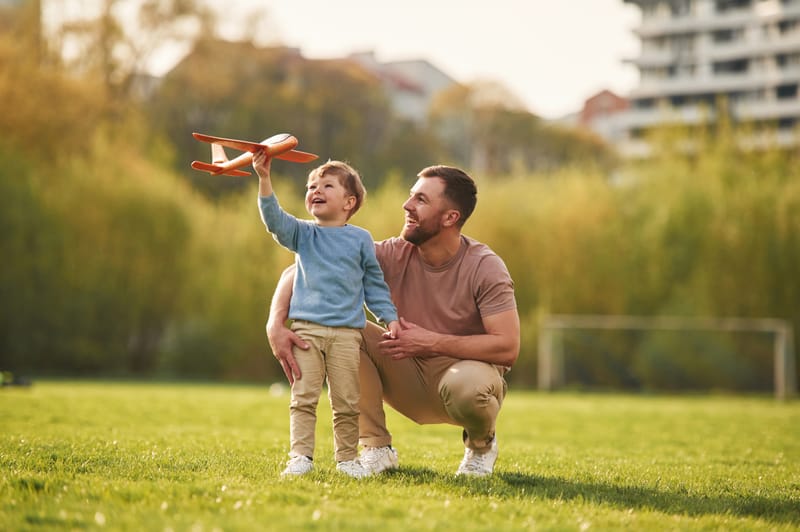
[305,174,355,226]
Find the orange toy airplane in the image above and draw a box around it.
[191,132,318,177]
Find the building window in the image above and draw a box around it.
[776,52,800,67]
[671,0,693,16]
[712,28,744,43]
[714,58,749,74]
[776,84,798,98]
[778,19,799,35]
[716,0,752,13]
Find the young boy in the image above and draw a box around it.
[253,150,400,479]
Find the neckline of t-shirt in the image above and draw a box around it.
[418,236,468,273]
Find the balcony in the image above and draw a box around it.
[629,31,800,68]
[619,97,800,131]
[620,104,716,129]
[706,30,800,60]
[632,3,800,38]
[734,96,800,119]
[630,64,800,98]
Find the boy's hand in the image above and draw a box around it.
[253,148,272,178]
[383,320,401,340]
[378,317,438,360]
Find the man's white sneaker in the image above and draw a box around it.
[336,459,372,479]
[359,446,399,474]
[281,455,313,477]
[455,437,498,477]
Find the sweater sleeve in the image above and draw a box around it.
[361,233,398,324]
[258,194,300,252]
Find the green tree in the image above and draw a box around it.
[430,82,617,176]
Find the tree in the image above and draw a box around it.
[148,39,434,196]
[45,0,213,101]
[430,82,617,176]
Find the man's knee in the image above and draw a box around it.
[438,361,506,415]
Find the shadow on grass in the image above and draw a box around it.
[387,468,798,525]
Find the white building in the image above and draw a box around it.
[622,0,800,155]
[349,51,457,125]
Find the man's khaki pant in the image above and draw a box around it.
[289,320,362,462]
[358,322,507,452]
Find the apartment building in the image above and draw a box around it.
[622,0,800,155]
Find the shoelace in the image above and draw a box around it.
[361,448,390,466]
[460,450,488,472]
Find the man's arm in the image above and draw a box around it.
[266,264,308,384]
[378,308,520,367]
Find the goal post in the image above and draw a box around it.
[538,314,797,400]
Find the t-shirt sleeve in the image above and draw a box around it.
[474,254,516,318]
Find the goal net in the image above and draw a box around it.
[538,315,796,400]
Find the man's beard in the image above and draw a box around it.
[401,221,439,246]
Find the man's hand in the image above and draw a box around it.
[378,309,521,366]
[378,317,437,360]
[266,320,308,385]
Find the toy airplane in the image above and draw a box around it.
[191,132,319,177]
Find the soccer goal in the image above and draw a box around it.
[538,314,797,400]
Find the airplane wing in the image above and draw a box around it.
[192,132,318,163]
[192,133,279,153]
[275,150,318,163]
[190,161,251,177]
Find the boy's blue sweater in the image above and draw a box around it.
[259,194,397,329]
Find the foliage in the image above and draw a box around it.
[0,34,108,163]
[2,2,799,389]
[430,83,617,175]
[1,382,798,530]
[48,0,212,100]
[463,132,800,390]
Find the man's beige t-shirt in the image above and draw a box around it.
[374,236,516,338]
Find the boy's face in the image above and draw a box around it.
[305,173,356,226]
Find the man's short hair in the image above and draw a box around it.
[418,165,477,227]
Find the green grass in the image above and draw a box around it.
[1,382,798,531]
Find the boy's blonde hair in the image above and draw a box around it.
[308,160,366,219]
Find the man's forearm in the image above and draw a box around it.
[268,264,296,330]
[392,309,520,367]
[429,332,518,367]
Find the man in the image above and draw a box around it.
[267,165,520,477]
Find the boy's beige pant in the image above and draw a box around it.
[288,320,362,462]
[358,322,507,452]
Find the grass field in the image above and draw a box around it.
[1,381,798,531]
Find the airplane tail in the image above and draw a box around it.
[190,141,251,176]
[211,143,228,165]
[190,161,251,177]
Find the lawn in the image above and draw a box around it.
[1,381,798,531]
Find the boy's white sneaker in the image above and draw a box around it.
[359,446,399,474]
[455,437,498,477]
[336,459,372,479]
[281,455,313,477]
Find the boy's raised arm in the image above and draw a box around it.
[253,149,274,196]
